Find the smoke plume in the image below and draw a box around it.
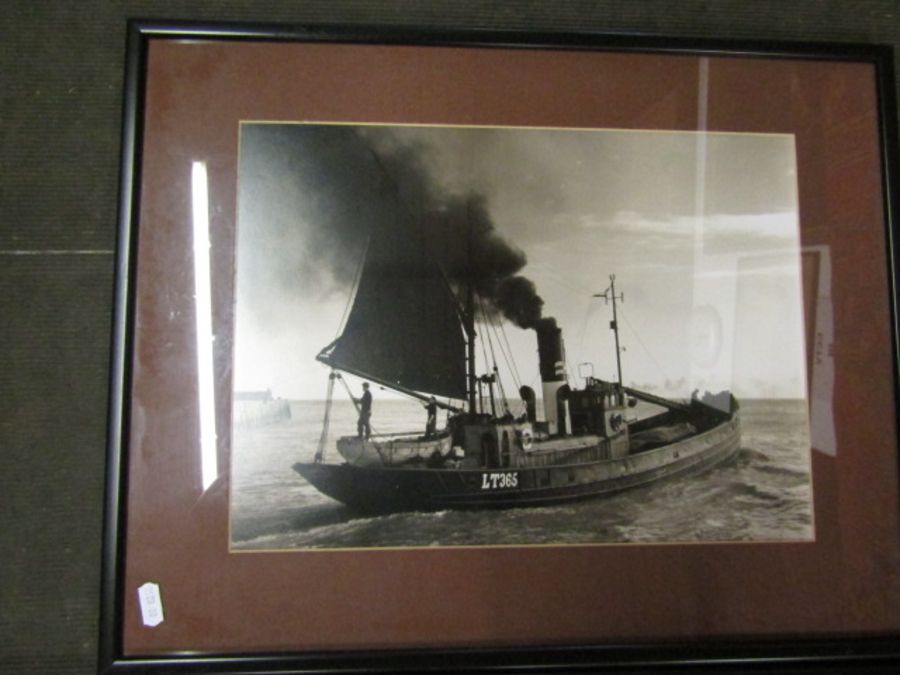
[239,124,547,329]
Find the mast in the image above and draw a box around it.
[466,293,477,414]
[594,274,624,387]
[465,199,478,414]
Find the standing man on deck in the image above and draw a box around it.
[356,382,372,439]
[424,396,437,437]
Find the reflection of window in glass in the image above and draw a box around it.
[192,160,218,491]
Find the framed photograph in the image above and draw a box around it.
[101,20,900,671]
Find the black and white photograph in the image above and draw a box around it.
[230,122,814,550]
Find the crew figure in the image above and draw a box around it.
[356,382,372,439]
[425,396,437,437]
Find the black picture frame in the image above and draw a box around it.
[101,19,900,673]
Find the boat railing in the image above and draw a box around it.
[361,430,451,441]
[515,442,611,468]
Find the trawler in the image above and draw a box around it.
[293,262,741,513]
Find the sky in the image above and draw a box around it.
[233,123,805,402]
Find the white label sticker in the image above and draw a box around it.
[138,582,164,628]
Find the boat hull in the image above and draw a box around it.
[294,416,740,514]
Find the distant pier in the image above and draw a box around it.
[234,390,291,427]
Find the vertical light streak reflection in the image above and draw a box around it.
[191,161,217,491]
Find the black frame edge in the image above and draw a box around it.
[99,19,149,675]
[127,17,894,62]
[102,636,900,673]
[875,45,900,474]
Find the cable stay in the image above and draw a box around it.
[496,314,524,390]
[576,295,601,365]
[314,371,338,463]
[474,298,502,417]
[617,303,670,383]
[484,318,510,416]
[486,309,515,387]
[528,260,595,296]
[483,310,516,416]
[479,301,507,414]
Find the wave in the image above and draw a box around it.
[724,481,783,502]
[735,448,771,464]
[732,447,810,484]
[751,463,811,481]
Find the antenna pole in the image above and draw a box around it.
[594,274,624,387]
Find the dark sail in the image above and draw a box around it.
[320,218,468,400]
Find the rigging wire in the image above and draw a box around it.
[483,309,515,415]
[474,297,492,415]
[486,307,513,387]
[475,295,515,416]
[576,296,599,367]
[618,303,670,382]
[480,305,502,403]
[529,260,595,296]
[485,320,510,416]
[315,372,337,463]
[496,315,524,390]
[318,241,367,460]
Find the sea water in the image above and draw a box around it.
[230,399,813,549]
